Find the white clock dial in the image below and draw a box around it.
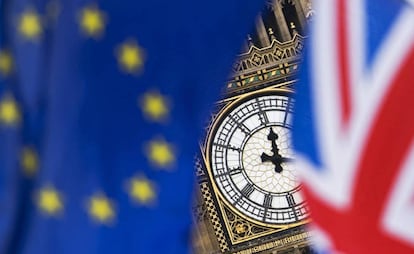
[209,94,308,225]
[242,126,297,193]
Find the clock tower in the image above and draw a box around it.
[192,1,315,253]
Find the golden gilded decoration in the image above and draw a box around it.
[198,182,229,252]
[235,223,248,234]
[223,204,281,244]
[227,35,304,93]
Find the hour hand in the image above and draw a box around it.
[261,152,273,163]
[261,151,293,165]
[261,152,282,173]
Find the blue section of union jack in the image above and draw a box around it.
[293,0,414,253]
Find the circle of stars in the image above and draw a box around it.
[1,3,182,225]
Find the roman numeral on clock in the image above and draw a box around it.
[209,94,304,225]
[255,98,270,125]
[286,193,298,221]
[213,142,241,152]
[228,114,251,135]
[241,183,254,198]
[263,194,273,208]
[229,167,242,176]
[286,194,296,207]
[283,97,293,126]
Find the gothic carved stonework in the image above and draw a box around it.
[222,204,278,243]
[200,181,230,252]
[192,2,314,253]
[227,35,304,95]
[193,82,311,253]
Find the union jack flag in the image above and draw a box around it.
[293,0,414,253]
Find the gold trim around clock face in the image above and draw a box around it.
[204,85,309,230]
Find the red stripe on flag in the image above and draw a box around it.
[350,41,414,252]
[303,44,414,253]
[337,0,352,127]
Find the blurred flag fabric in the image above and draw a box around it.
[293,0,414,253]
[0,0,266,253]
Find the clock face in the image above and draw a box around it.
[209,93,308,225]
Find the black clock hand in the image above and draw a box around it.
[261,128,293,173]
[261,153,293,164]
[267,127,280,156]
[280,156,293,163]
[260,152,273,163]
[261,153,289,173]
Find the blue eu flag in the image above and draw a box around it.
[0,0,265,253]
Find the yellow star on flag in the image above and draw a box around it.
[36,186,63,216]
[128,176,156,205]
[116,40,144,74]
[140,91,169,122]
[0,50,13,76]
[79,5,105,38]
[146,139,175,169]
[18,8,42,40]
[21,147,39,176]
[87,194,115,224]
[0,95,21,126]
